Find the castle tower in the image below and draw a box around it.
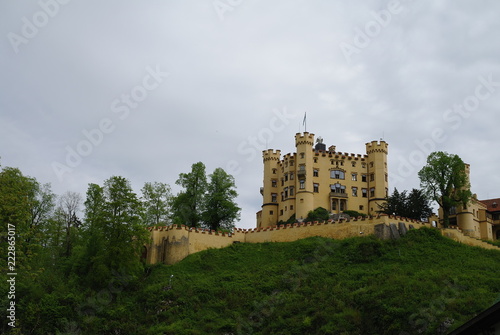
[365,140,389,216]
[455,164,479,237]
[260,149,281,227]
[295,132,315,220]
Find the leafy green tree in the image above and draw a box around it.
[203,167,240,231]
[172,162,207,227]
[79,177,149,288]
[58,191,82,257]
[379,188,433,221]
[141,181,172,226]
[0,166,55,273]
[418,152,472,227]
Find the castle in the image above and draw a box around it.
[144,132,500,265]
[257,132,388,228]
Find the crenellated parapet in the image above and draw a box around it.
[295,132,315,146]
[365,140,388,154]
[263,149,281,162]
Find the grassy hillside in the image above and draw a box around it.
[13,228,500,334]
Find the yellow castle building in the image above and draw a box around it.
[256,132,389,228]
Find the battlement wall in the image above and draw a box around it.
[146,214,433,265]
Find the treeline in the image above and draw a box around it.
[0,161,240,333]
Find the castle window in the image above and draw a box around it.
[290,160,294,166]
[280,209,283,216]
[359,205,364,211]
[281,179,284,186]
[352,187,358,197]
[290,186,295,196]
[313,169,319,177]
[332,201,337,210]
[284,187,288,198]
[351,173,357,181]
[330,183,346,194]
[385,187,388,197]
[290,172,294,180]
[362,162,366,168]
[300,153,305,159]
[271,179,277,187]
[340,161,344,166]
[285,173,288,181]
[299,179,305,189]
[370,162,374,168]
[385,173,388,182]
[281,192,285,201]
[270,210,274,215]
[370,173,375,182]
[314,158,318,163]
[290,205,294,210]
[361,174,367,182]
[272,168,277,174]
[352,161,356,167]
[340,201,345,211]
[330,170,345,179]
[370,187,375,197]
[313,183,319,193]
[362,188,367,198]
[271,193,277,203]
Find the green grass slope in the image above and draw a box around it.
[41,228,500,335]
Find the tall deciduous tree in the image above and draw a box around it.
[203,167,240,231]
[0,166,55,272]
[418,151,472,227]
[141,181,172,226]
[80,177,149,288]
[172,162,207,227]
[58,191,82,257]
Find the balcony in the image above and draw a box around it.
[330,191,348,198]
[297,170,306,180]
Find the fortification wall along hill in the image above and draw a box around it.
[145,214,433,265]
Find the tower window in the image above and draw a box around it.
[290,186,295,196]
[362,188,367,198]
[362,162,366,168]
[370,187,375,197]
[299,180,305,189]
[271,179,277,187]
[352,161,356,167]
[370,162,374,168]
[271,193,277,202]
[361,174,367,182]
[272,168,277,174]
[370,173,375,182]
[300,153,305,159]
[330,183,346,193]
[313,183,319,193]
[314,158,318,163]
[313,169,319,177]
[290,172,294,180]
[352,173,357,181]
[285,173,288,181]
[352,187,358,197]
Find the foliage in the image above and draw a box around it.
[202,167,240,231]
[172,162,207,227]
[141,181,172,226]
[172,162,240,230]
[419,151,472,227]
[305,207,330,222]
[379,188,433,220]
[342,210,367,218]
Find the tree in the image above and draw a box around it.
[379,188,433,221]
[79,177,149,288]
[0,166,55,272]
[418,151,472,227]
[58,191,82,257]
[172,162,207,227]
[203,168,240,231]
[141,181,172,226]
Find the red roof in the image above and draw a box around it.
[479,198,500,212]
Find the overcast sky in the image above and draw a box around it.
[1,0,499,229]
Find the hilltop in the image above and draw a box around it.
[12,228,500,334]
